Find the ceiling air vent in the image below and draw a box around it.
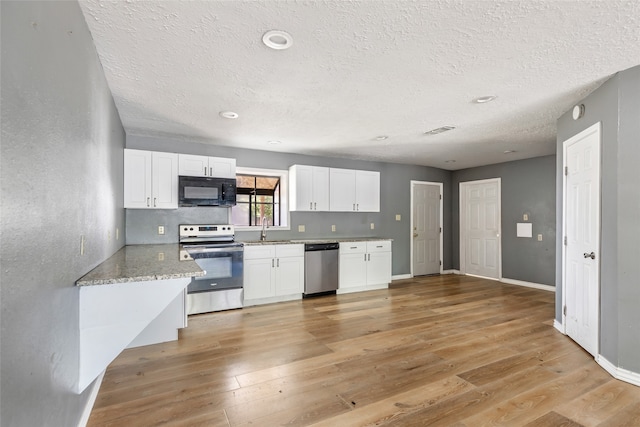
[424,126,455,136]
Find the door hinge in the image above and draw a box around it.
[439,194,442,200]
[564,166,568,176]
[564,236,567,246]
[563,305,567,316]
[439,227,442,233]
[439,260,442,266]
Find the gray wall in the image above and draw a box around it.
[451,156,557,286]
[1,2,125,426]
[126,134,453,274]
[555,65,640,373]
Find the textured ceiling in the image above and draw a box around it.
[79,0,640,170]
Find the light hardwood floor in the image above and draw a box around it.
[88,274,640,426]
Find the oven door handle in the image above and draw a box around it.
[185,245,244,254]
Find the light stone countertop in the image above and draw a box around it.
[242,237,393,246]
[76,244,204,286]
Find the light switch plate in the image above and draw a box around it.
[331,225,336,232]
[370,223,375,230]
[395,214,401,221]
[298,225,305,232]
[523,214,528,221]
[538,234,543,241]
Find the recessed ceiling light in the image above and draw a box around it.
[267,140,282,145]
[262,30,293,50]
[424,126,455,135]
[445,160,456,163]
[374,135,388,141]
[503,150,516,154]
[473,95,497,104]
[219,111,238,119]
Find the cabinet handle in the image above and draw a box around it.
[209,167,212,176]
[353,203,356,211]
[204,166,207,175]
[146,197,150,207]
[277,258,280,267]
[272,259,275,268]
[154,197,157,207]
[357,203,359,211]
[351,246,358,249]
[310,202,313,210]
[314,202,317,210]
[377,245,383,248]
[364,253,367,261]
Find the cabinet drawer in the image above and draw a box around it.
[366,241,391,252]
[244,245,276,260]
[339,242,366,254]
[275,244,304,258]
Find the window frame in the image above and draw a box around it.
[232,167,290,231]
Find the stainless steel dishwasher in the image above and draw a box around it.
[304,242,339,296]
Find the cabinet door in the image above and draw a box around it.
[312,167,330,211]
[209,157,236,178]
[275,256,304,296]
[339,252,367,289]
[289,165,314,211]
[330,168,356,211]
[124,149,152,208]
[178,154,208,177]
[152,152,178,209]
[355,170,380,212]
[367,251,392,287]
[244,258,275,300]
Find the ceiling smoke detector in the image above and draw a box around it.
[424,126,455,136]
[262,30,293,50]
[374,135,388,141]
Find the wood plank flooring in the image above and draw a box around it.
[88,274,640,426]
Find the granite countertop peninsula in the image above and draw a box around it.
[76,244,204,286]
[242,237,393,246]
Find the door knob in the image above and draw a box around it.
[583,252,596,259]
[413,233,418,238]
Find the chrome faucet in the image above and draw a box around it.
[260,216,268,241]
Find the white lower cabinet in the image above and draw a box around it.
[244,244,304,305]
[339,240,391,294]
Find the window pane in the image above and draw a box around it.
[231,202,250,226]
[237,194,250,203]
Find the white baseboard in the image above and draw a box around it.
[78,370,105,427]
[500,277,555,292]
[553,320,564,334]
[441,269,459,275]
[391,274,411,281]
[597,355,640,387]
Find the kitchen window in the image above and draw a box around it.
[231,167,289,229]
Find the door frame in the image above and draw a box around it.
[560,122,601,348]
[459,178,502,279]
[410,181,443,277]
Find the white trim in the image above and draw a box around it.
[554,320,564,334]
[77,370,105,427]
[410,180,444,276]
[392,274,412,281]
[459,178,502,280]
[442,269,459,275]
[500,277,555,292]
[597,355,640,387]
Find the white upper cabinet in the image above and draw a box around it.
[178,154,236,178]
[124,149,178,209]
[289,165,330,211]
[329,168,380,212]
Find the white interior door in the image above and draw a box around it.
[563,123,601,357]
[411,182,442,276]
[460,179,501,279]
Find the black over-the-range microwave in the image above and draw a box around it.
[178,176,237,207]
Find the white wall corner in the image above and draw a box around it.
[597,355,640,387]
[500,277,555,292]
[77,370,105,427]
[553,319,564,334]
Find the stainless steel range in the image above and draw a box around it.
[179,224,243,314]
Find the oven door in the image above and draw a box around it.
[185,244,243,293]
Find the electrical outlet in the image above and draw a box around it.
[538,234,543,241]
[370,223,375,230]
[331,225,336,232]
[116,228,119,240]
[80,235,85,256]
[298,225,305,232]
[158,252,165,261]
[395,214,401,221]
[158,225,165,235]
